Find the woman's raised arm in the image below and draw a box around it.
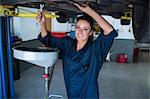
[74,3,113,35]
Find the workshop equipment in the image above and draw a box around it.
[13,47,59,99]
[117,53,128,63]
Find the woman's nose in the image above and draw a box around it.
[79,29,82,32]
[77,28,83,33]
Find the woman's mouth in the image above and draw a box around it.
[77,34,84,37]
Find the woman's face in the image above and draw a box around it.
[75,20,93,42]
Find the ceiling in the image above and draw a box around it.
[0,0,149,43]
[0,0,148,16]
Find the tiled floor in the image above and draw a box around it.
[14,51,150,99]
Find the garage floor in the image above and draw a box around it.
[14,50,150,99]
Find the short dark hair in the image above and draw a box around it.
[76,13,94,30]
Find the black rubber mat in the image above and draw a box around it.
[14,47,57,52]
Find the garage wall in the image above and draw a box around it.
[13,17,40,41]
[110,39,135,63]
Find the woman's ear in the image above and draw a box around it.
[90,30,93,36]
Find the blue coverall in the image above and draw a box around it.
[38,29,118,99]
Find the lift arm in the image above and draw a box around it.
[0,5,59,18]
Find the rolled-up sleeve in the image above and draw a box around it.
[94,29,118,61]
[38,32,72,51]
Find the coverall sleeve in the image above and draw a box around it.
[95,29,118,61]
[38,32,71,51]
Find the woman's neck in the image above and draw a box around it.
[76,40,87,51]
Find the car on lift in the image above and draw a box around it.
[0,0,149,44]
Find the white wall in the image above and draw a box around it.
[13,6,70,41]
[102,15,135,40]
[13,17,40,41]
[51,18,69,32]
[13,7,40,41]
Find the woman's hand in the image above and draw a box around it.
[74,3,93,14]
[36,11,48,37]
[36,11,46,26]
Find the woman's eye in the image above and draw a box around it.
[83,28,90,32]
[84,29,88,31]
